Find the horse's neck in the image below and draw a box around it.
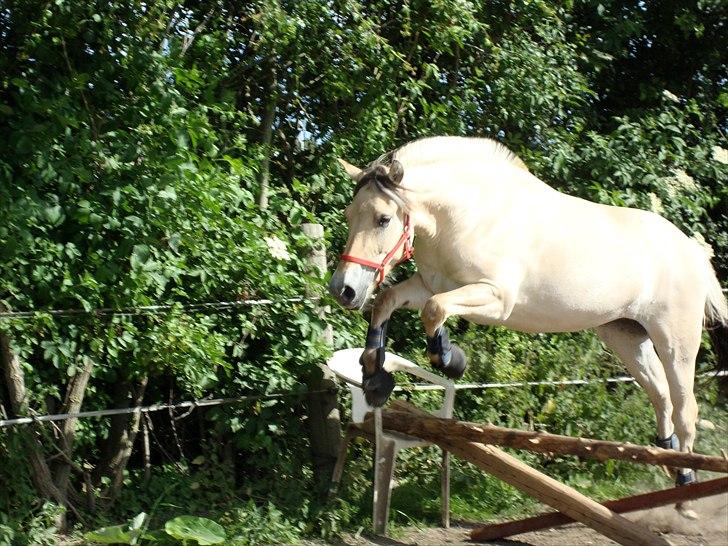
[405,161,541,241]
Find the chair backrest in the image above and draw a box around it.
[326,348,455,424]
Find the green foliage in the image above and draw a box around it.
[85,512,226,545]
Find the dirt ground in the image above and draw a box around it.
[319,493,728,546]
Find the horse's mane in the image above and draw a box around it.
[380,136,529,173]
[356,137,528,210]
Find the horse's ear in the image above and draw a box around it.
[337,159,363,180]
[388,160,404,184]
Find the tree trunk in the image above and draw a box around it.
[53,355,95,495]
[93,377,148,500]
[257,60,278,209]
[0,319,75,529]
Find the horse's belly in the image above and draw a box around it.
[462,304,620,333]
[501,306,620,333]
[503,275,638,332]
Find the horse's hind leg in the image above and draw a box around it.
[644,314,702,518]
[596,319,674,442]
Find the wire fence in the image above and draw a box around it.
[0,389,328,428]
[2,370,724,429]
[395,370,728,392]
[1,290,725,427]
[1,289,725,319]
[0,296,312,320]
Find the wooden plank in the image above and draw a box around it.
[371,402,669,546]
[441,450,451,528]
[435,436,669,545]
[470,476,728,541]
[373,407,728,473]
[373,436,397,535]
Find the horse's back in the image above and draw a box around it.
[513,189,708,329]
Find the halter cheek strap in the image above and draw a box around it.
[340,214,414,286]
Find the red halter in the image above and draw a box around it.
[340,215,414,286]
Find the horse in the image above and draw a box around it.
[327,136,728,512]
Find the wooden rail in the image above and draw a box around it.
[363,402,676,546]
[369,406,728,473]
[471,476,728,541]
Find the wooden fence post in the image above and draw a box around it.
[302,223,341,490]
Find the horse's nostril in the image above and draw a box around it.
[342,285,356,304]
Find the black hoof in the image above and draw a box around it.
[676,469,698,486]
[655,433,679,450]
[362,368,395,407]
[440,343,467,379]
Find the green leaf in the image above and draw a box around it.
[158,186,177,200]
[85,513,147,545]
[44,205,64,226]
[164,516,226,545]
[85,524,133,544]
[130,244,151,270]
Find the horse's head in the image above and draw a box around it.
[328,159,412,309]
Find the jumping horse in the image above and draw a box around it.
[328,136,728,512]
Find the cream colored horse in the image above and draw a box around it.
[328,136,728,500]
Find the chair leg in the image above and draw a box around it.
[441,450,451,528]
[373,437,397,536]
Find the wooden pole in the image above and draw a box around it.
[302,223,341,491]
[471,476,728,541]
[434,438,669,545]
[441,450,451,528]
[362,402,671,546]
[374,409,728,473]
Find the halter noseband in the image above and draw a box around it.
[340,214,414,286]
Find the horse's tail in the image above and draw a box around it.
[704,259,728,327]
[702,255,728,396]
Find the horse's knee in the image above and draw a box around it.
[422,297,447,337]
[371,289,397,327]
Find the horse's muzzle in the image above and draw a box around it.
[328,264,375,309]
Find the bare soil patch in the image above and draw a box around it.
[314,493,727,546]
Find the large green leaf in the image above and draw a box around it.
[85,524,133,545]
[85,512,148,545]
[164,516,226,545]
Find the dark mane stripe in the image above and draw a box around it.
[353,165,398,196]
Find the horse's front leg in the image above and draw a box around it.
[422,280,514,379]
[361,273,432,406]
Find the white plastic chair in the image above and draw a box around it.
[326,348,455,535]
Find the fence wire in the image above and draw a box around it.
[0,296,311,320]
[394,370,728,392]
[2,370,724,429]
[0,389,329,428]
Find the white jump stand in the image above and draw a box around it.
[326,348,455,536]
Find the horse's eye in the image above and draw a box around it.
[378,215,391,228]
